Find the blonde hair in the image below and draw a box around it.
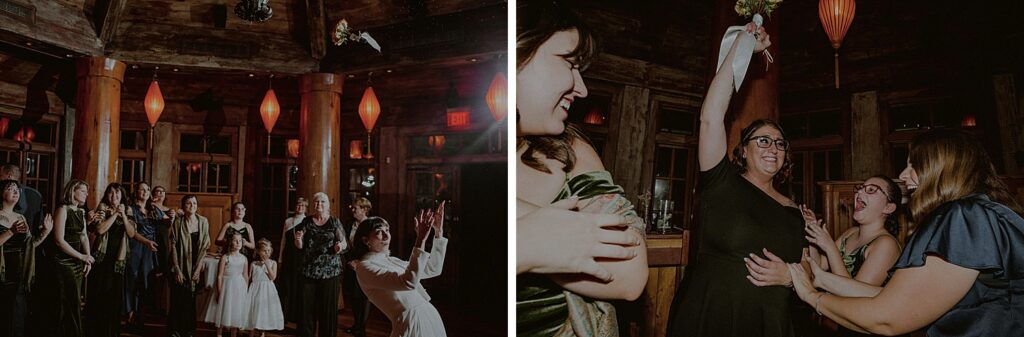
[256,238,273,260]
[295,197,308,207]
[908,130,1023,224]
[61,179,88,206]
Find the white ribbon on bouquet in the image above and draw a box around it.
[716,13,775,91]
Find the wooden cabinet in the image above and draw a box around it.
[619,230,689,337]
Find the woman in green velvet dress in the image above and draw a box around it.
[0,179,52,337]
[515,2,648,336]
[85,183,158,337]
[38,179,94,337]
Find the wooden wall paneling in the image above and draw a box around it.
[993,74,1022,174]
[376,125,400,248]
[850,91,883,179]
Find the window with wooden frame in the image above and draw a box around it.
[566,79,621,159]
[342,135,378,212]
[781,109,846,211]
[257,135,299,242]
[0,116,60,211]
[119,129,148,187]
[175,131,236,193]
[643,94,702,231]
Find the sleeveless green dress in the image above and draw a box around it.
[517,171,645,337]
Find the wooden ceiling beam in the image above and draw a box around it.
[0,0,102,55]
[321,3,506,73]
[95,0,128,46]
[305,0,327,60]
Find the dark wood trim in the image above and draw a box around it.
[96,0,127,46]
[305,0,326,60]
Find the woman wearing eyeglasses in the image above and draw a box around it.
[747,175,904,337]
[666,23,806,337]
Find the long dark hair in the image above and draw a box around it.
[350,217,389,261]
[517,0,599,174]
[866,174,903,237]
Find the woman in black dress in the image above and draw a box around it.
[665,24,806,337]
[293,192,347,337]
[787,130,1024,336]
[0,180,51,337]
[85,183,158,337]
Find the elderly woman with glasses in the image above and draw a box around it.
[747,175,905,337]
[666,23,809,337]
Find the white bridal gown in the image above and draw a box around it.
[356,237,448,337]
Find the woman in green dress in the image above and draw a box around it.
[516,2,648,336]
[37,179,94,337]
[167,194,210,337]
[85,183,158,337]
[0,179,52,337]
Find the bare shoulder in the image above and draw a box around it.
[569,137,605,174]
[866,234,900,257]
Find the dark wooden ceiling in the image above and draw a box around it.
[0,0,508,130]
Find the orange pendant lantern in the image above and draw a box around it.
[486,72,507,121]
[358,86,381,159]
[428,135,446,154]
[260,88,280,133]
[819,0,856,88]
[144,79,165,127]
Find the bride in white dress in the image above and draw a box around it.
[352,202,448,337]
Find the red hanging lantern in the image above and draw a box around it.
[144,78,165,127]
[260,88,280,134]
[819,0,856,89]
[286,139,300,158]
[486,72,507,121]
[583,107,606,125]
[358,86,381,159]
[349,140,364,159]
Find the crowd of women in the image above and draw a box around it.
[0,174,452,337]
[515,1,1023,336]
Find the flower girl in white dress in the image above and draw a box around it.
[247,238,284,337]
[205,233,251,337]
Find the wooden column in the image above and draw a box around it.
[993,74,1022,174]
[710,1,780,155]
[73,57,126,207]
[150,121,174,190]
[850,91,883,178]
[298,73,343,212]
[611,85,651,199]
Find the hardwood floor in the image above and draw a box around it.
[121,300,505,337]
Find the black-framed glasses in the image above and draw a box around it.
[855,183,890,199]
[746,135,790,151]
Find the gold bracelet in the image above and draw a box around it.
[815,292,827,315]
